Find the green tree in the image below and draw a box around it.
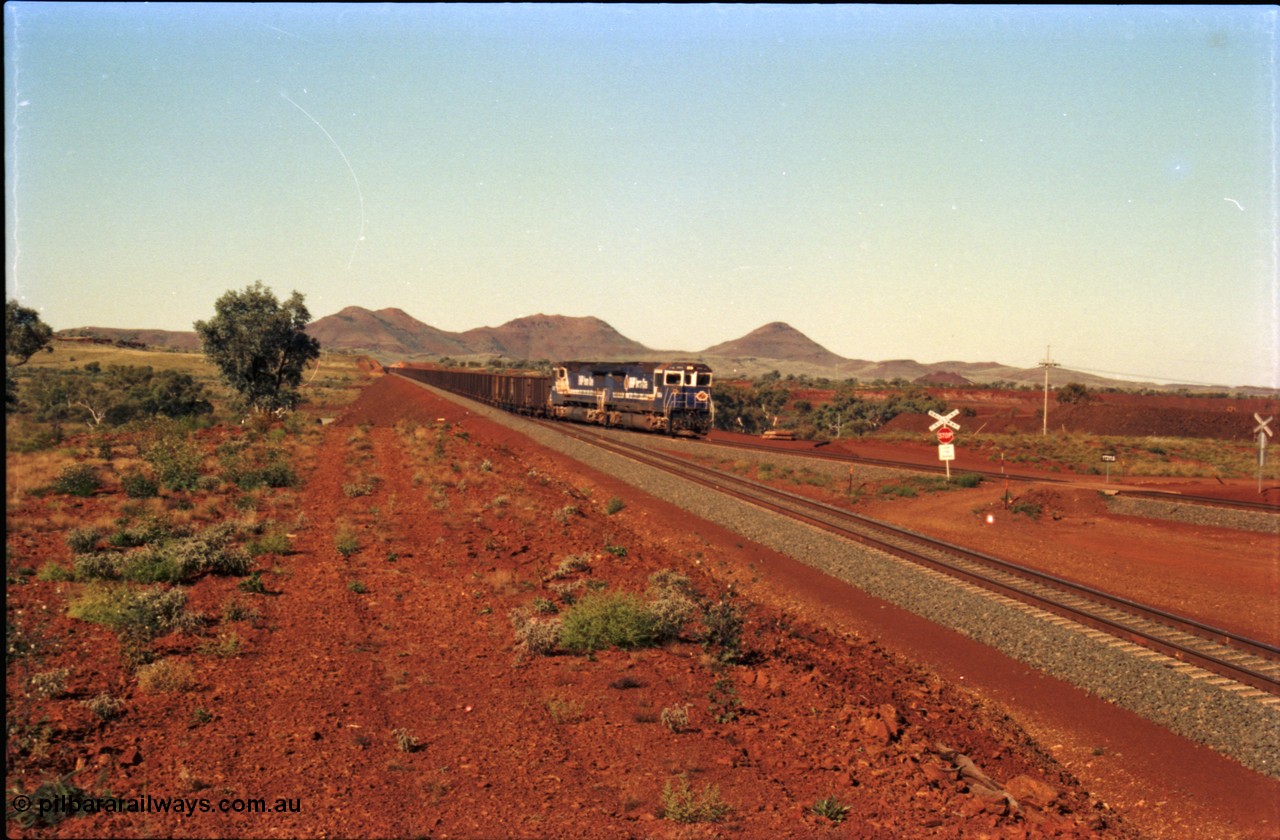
[6,300,54,367]
[194,283,320,413]
[1056,381,1092,405]
[6,300,54,413]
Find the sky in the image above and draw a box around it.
[5,4,1277,388]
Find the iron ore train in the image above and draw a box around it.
[391,361,715,436]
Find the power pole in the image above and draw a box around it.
[1039,346,1059,436]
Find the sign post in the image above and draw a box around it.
[1101,452,1117,483]
[1255,414,1273,493]
[928,410,961,481]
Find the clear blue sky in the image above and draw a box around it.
[5,4,1277,387]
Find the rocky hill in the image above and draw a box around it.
[57,306,1261,392]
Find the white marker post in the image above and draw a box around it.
[929,410,961,481]
[1101,453,1117,483]
[1255,414,1273,494]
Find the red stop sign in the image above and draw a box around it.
[937,428,955,444]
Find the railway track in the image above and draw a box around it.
[703,434,1280,514]
[543,422,1280,697]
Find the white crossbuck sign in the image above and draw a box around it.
[928,409,961,432]
[1256,414,1274,439]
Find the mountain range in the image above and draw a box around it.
[54,307,1233,390]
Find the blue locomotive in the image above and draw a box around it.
[550,361,714,436]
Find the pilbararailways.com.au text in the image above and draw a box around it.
[12,793,302,819]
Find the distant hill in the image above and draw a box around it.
[56,327,201,353]
[306,307,472,356]
[702,322,853,369]
[58,307,1265,392]
[458,314,650,362]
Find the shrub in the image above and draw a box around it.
[7,775,89,830]
[69,585,197,640]
[143,431,202,491]
[119,548,184,584]
[548,554,590,580]
[198,631,243,658]
[559,592,660,654]
[1011,500,1043,518]
[660,704,690,733]
[221,596,259,623]
[648,569,695,598]
[335,530,359,557]
[238,571,266,594]
[53,464,101,497]
[812,795,849,824]
[121,471,159,499]
[604,496,625,515]
[347,580,367,594]
[393,728,419,753]
[512,611,562,656]
[82,693,126,721]
[661,774,730,823]
[36,562,75,582]
[136,658,195,692]
[247,532,292,557]
[65,527,101,554]
[708,674,741,723]
[73,553,122,581]
[546,697,584,724]
[648,592,696,643]
[701,597,745,664]
[953,472,983,488]
[342,481,376,498]
[30,668,70,699]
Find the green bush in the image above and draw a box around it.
[121,471,159,498]
[65,527,101,554]
[68,585,200,655]
[246,532,292,557]
[661,774,731,823]
[335,530,359,557]
[604,496,625,515]
[118,548,184,583]
[53,464,101,497]
[558,591,660,654]
[143,430,202,491]
[73,553,122,581]
[36,562,75,582]
[812,795,849,824]
[701,597,745,664]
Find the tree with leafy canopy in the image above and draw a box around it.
[6,300,54,412]
[194,282,321,413]
[1056,381,1092,405]
[6,299,54,367]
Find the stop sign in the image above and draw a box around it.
[937,428,955,445]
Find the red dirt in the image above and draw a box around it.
[5,375,1278,839]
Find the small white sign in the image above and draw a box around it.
[938,443,956,461]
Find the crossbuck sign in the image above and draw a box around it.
[928,409,961,432]
[1255,414,1272,492]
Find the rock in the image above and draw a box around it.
[119,746,141,766]
[1005,775,1060,810]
